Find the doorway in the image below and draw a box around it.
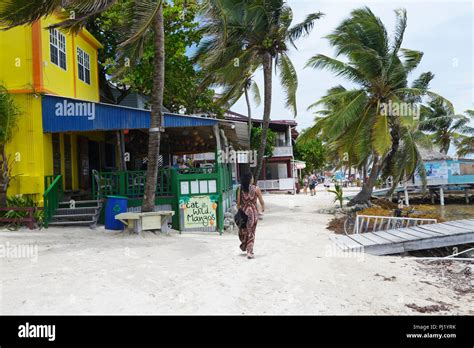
[63,134,72,190]
[77,136,90,190]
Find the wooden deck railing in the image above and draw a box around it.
[0,207,36,229]
[354,215,437,234]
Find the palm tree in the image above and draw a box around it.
[419,100,473,154]
[456,136,474,157]
[454,110,474,157]
[213,72,261,140]
[0,85,21,206]
[303,7,452,205]
[0,0,166,212]
[194,0,323,179]
[242,77,260,140]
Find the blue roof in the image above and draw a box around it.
[42,95,217,133]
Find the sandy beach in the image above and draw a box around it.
[0,186,472,315]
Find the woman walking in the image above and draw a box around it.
[237,172,265,259]
[303,175,309,195]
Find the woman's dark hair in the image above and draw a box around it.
[240,172,253,193]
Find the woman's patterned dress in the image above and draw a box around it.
[239,185,259,254]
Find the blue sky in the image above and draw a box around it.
[228,0,474,132]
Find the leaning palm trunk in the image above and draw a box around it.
[253,52,272,180]
[244,86,252,172]
[348,156,380,206]
[142,6,165,213]
[244,86,252,141]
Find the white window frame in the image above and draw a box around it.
[49,28,67,70]
[77,47,91,85]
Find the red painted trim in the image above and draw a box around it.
[71,35,77,98]
[266,156,293,162]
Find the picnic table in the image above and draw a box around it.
[115,211,175,234]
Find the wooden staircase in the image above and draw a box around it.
[48,200,103,228]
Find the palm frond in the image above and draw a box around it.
[0,0,61,28]
[372,115,392,156]
[393,88,454,113]
[277,53,298,116]
[287,12,324,41]
[250,80,261,106]
[400,48,423,74]
[390,8,407,56]
[0,0,117,32]
[305,54,366,85]
[119,1,162,48]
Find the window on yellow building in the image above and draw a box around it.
[77,47,91,84]
[49,28,67,70]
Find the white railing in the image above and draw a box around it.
[257,179,280,190]
[257,178,295,191]
[354,215,437,234]
[272,146,293,157]
[192,152,215,161]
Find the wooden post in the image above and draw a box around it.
[214,125,224,235]
[465,188,470,204]
[430,190,435,204]
[439,187,445,206]
[404,187,409,206]
[116,131,123,171]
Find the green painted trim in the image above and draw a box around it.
[95,164,234,232]
[43,175,63,227]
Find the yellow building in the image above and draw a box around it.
[0,13,246,231]
[0,13,103,201]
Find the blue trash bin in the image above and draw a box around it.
[105,196,128,230]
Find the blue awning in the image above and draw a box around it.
[41,95,218,133]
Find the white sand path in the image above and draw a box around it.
[0,187,471,314]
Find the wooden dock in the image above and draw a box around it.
[330,219,474,255]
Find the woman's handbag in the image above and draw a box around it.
[234,208,248,229]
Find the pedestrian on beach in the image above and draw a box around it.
[309,173,317,196]
[303,175,309,195]
[237,172,265,259]
[324,177,331,189]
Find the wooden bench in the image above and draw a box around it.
[114,211,175,234]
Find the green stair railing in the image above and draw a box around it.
[43,175,63,228]
[44,175,56,190]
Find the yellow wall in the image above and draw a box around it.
[43,133,54,177]
[0,25,33,91]
[40,15,100,102]
[0,13,102,202]
[5,94,46,202]
[74,35,100,102]
[39,16,75,98]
